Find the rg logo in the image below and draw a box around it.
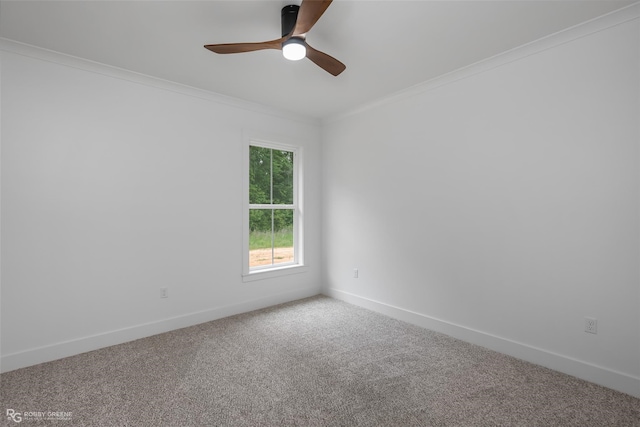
[6,409,22,423]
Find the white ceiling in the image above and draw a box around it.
[0,0,634,119]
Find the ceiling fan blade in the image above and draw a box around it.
[292,0,333,36]
[305,42,345,76]
[205,37,285,54]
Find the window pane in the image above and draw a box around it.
[249,209,273,268]
[273,209,294,265]
[249,209,294,269]
[272,150,294,204]
[249,146,271,204]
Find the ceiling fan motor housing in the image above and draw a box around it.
[281,5,300,37]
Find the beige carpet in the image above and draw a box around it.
[2,296,639,426]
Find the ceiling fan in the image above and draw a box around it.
[204,0,346,76]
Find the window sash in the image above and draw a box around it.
[249,208,295,270]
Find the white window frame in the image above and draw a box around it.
[242,133,306,281]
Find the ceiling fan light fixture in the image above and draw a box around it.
[282,37,306,61]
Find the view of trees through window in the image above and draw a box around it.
[249,145,295,268]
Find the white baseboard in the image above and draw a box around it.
[1,287,319,373]
[324,288,640,398]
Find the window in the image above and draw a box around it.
[243,137,304,279]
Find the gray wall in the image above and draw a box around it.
[1,46,323,370]
[322,14,639,396]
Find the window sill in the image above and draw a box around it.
[242,264,308,282]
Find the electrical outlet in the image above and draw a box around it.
[585,317,597,334]
[353,268,359,278]
[160,287,169,299]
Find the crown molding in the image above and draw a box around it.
[0,37,320,127]
[323,2,640,125]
